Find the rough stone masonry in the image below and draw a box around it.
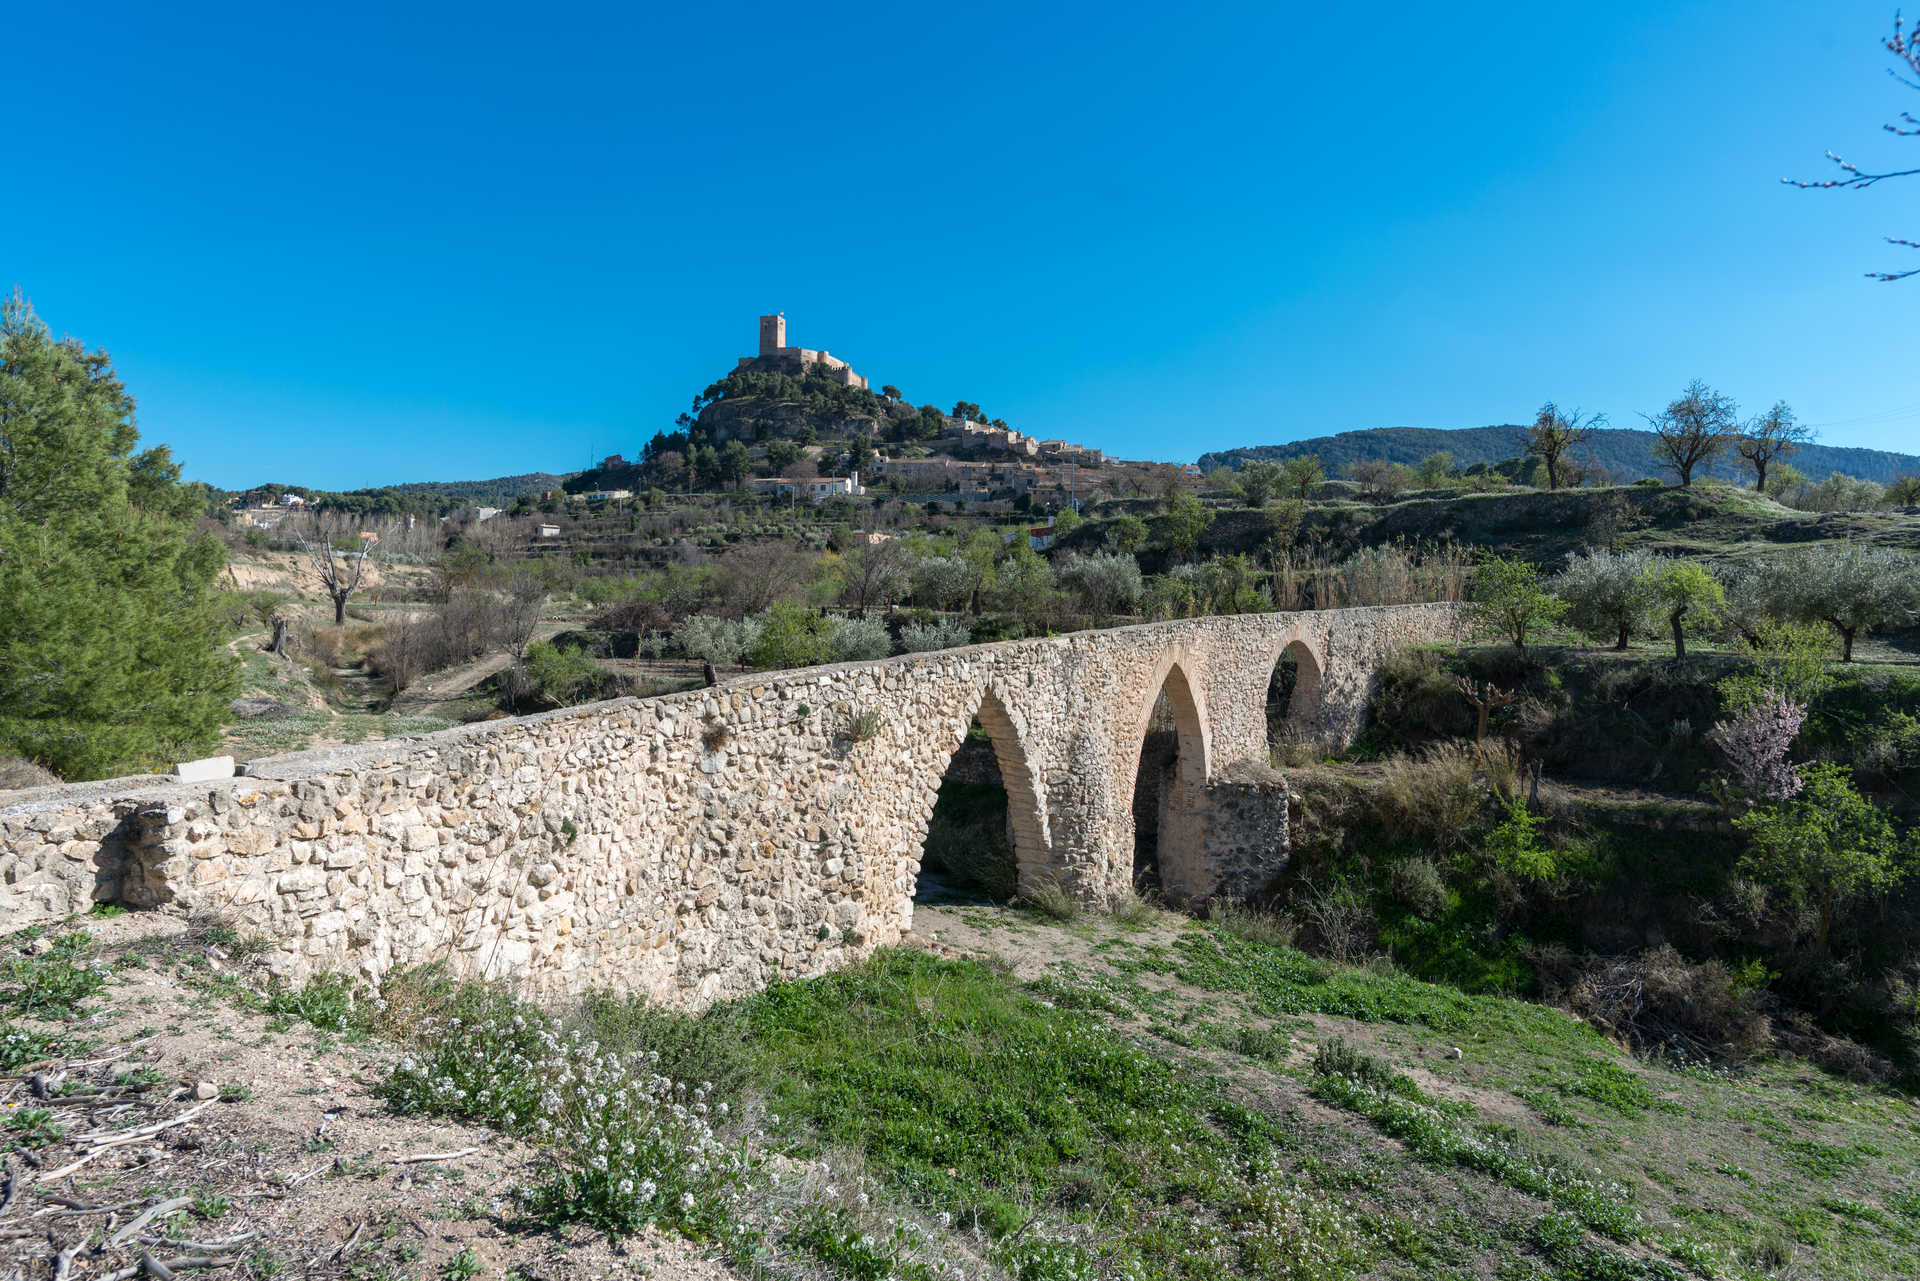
[0,605,1460,1008]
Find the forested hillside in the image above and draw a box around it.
[1201,425,1920,484]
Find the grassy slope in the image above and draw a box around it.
[705,904,1920,1280]
[14,907,1916,1278]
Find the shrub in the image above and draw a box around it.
[571,990,755,1103]
[1312,1036,1405,1092]
[1716,620,1833,711]
[380,980,744,1237]
[1057,551,1144,616]
[1207,899,1298,949]
[672,614,761,668]
[1530,944,1771,1061]
[828,615,892,662]
[898,617,971,652]
[1375,742,1489,850]
[1734,762,1910,953]
[519,640,608,708]
[749,602,833,669]
[1296,880,1375,964]
[1370,645,1470,742]
[1484,795,1555,885]
[1388,858,1449,920]
[1021,877,1078,921]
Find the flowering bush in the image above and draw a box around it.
[1706,687,1807,803]
[381,985,744,1236]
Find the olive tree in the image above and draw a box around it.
[672,614,762,667]
[1778,544,1920,661]
[899,617,972,652]
[1716,559,1796,648]
[1554,548,1657,650]
[1057,551,1144,617]
[829,614,892,662]
[912,554,975,611]
[1235,459,1286,507]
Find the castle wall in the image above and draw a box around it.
[1,606,1460,1007]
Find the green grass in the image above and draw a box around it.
[172,895,1920,1280]
[1168,923,1588,1051]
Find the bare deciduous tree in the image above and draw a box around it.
[1787,16,1920,280]
[836,537,915,618]
[1525,402,1603,491]
[1737,401,1813,494]
[1643,380,1737,488]
[720,541,813,615]
[300,519,373,625]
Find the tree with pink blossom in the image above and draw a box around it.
[1706,688,1807,805]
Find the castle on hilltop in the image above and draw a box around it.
[736,313,869,390]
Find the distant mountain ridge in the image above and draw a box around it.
[376,472,575,503]
[1199,426,1920,485]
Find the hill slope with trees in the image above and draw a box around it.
[1201,425,1920,485]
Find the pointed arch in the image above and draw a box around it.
[1265,634,1326,746]
[1122,652,1212,901]
[907,683,1052,901]
[970,685,1051,887]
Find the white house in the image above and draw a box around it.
[751,471,865,502]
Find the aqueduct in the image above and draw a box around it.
[2,604,1460,1007]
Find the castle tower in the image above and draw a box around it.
[758,313,786,357]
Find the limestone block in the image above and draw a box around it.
[173,756,235,783]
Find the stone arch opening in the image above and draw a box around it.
[1265,638,1324,751]
[914,688,1048,904]
[1127,660,1209,901]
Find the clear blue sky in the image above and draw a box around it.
[8,1,1918,490]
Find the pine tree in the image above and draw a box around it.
[0,292,238,779]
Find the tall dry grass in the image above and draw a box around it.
[1270,543,1472,611]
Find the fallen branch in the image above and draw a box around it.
[74,1100,215,1145]
[138,1232,255,1252]
[52,1238,83,1281]
[39,1101,215,1181]
[390,1147,478,1165]
[103,1197,193,1250]
[100,1254,240,1281]
[333,1220,365,1260]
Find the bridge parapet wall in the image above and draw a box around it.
[0,605,1461,1006]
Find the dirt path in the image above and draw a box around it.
[1,916,732,1281]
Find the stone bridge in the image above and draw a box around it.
[1,605,1460,1006]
